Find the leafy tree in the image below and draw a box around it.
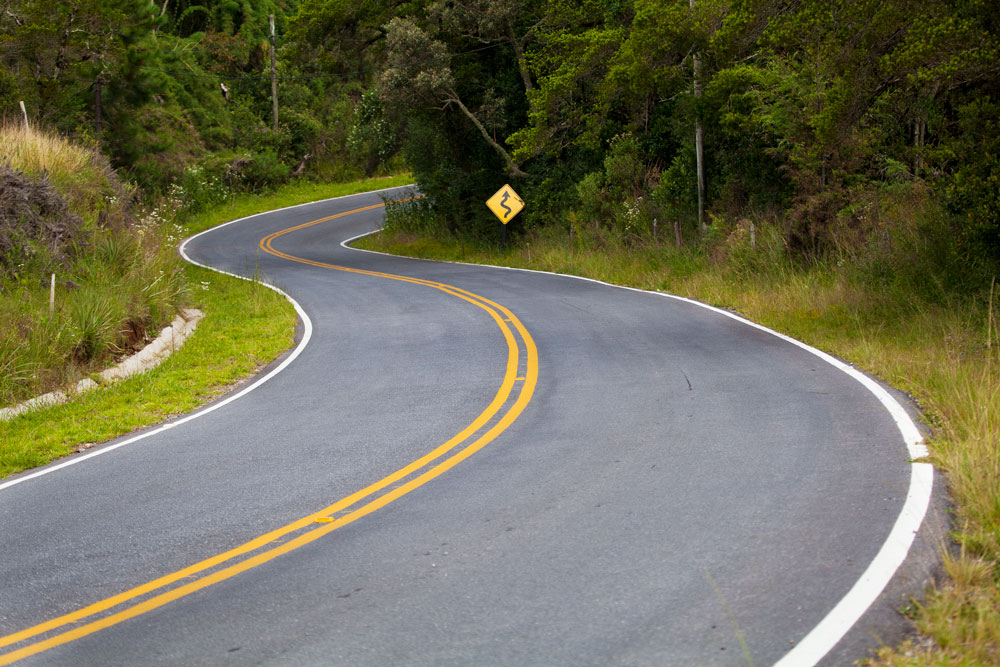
[377,16,527,178]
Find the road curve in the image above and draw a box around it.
[0,186,941,666]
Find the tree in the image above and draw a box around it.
[377,16,527,178]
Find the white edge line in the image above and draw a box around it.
[343,227,935,667]
[0,185,413,494]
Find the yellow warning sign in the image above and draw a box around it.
[486,184,525,224]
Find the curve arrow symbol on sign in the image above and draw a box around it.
[499,191,512,219]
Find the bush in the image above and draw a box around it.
[382,196,442,236]
[576,171,605,226]
[852,185,994,303]
[238,149,291,191]
[168,163,229,216]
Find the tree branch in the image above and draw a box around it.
[446,91,527,178]
[3,4,22,27]
[507,22,534,94]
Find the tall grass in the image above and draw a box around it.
[0,124,95,177]
[0,123,132,226]
[0,125,185,407]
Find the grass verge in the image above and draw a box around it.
[356,227,1000,665]
[0,174,410,480]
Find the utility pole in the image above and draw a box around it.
[269,14,278,132]
[690,0,705,236]
[94,76,103,133]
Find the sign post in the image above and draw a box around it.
[486,184,525,251]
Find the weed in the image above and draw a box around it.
[0,333,34,405]
[69,290,121,362]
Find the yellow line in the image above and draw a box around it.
[0,200,538,665]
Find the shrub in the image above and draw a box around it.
[576,171,606,227]
[382,196,441,236]
[230,149,291,191]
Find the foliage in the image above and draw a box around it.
[1,0,993,273]
[0,125,184,405]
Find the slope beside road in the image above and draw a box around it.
[0,186,941,666]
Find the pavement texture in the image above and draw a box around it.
[0,186,945,666]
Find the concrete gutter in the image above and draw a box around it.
[0,308,203,421]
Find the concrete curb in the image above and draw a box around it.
[0,308,203,421]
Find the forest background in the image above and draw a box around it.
[2,0,1000,664]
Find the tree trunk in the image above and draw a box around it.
[817,75,826,188]
[94,78,102,133]
[913,116,925,175]
[449,93,527,178]
[508,25,534,95]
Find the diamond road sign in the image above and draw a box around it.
[486,184,525,224]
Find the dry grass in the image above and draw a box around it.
[0,124,95,176]
[0,123,133,225]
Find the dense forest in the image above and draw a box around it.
[2,0,998,286]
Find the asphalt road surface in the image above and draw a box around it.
[0,186,942,666]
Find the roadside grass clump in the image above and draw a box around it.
[68,288,121,362]
[0,262,295,477]
[0,219,186,404]
[0,124,186,406]
[358,198,1000,665]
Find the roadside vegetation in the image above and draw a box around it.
[0,123,185,408]
[0,157,409,478]
[0,263,292,477]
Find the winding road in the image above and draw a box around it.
[0,186,940,665]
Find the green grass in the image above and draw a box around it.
[0,263,294,478]
[0,174,410,479]
[357,225,1000,665]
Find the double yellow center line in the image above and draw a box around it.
[0,200,538,664]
